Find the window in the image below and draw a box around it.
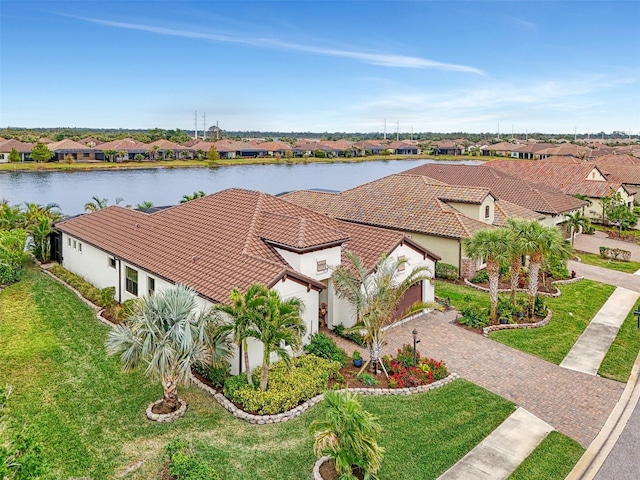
[148,276,155,296]
[67,237,71,247]
[78,243,82,253]
[125,267,138,296]
[485,205,490,219]
[316,259,328,273]
[398,255,406,272]
[108,257,116,269]
[83,152,89,158]
[73,240,77,249]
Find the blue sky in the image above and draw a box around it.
[1,1,639,134]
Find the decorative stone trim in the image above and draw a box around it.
[146,398,188,422]
[551,276,584,285]
[482,308,553,336]
[190,372,459,425]
[463,278,564,297]
[312,456,330,480]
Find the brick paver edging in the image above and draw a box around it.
[462,277,584,297]
[482,308,553,336]
[190,372,459,425]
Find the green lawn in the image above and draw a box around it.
[599,297,640,382]
[575,251,640,274]
[1,267,521,479]
[435,280,616,365]
[508,432,584,480]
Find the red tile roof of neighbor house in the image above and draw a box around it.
[257,141,292,151]
[596,164,640,185]
[401,163,586,215]
[485,160,626,198]
[147,139,184,150]
[0,139,34,152]
[595,154,640,166]
[56,189,433,302]
[281,174,496,240]
[47,139,94,151]
[96,138,148,151]
[190,141,215,151]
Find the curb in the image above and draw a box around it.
[566,348,640,479]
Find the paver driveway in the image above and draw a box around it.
[330,309,625,448]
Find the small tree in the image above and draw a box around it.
[564,211,591,246]
[105,285,232,413]
[8,148,20,163]
[103,149,117,162]
[207,145,220,162]
[180,191,206,203]
[602,191,638,233]
[310,390,384,480]
[30,143,52,163]
[133,153,145,162]
[136,200,155,209]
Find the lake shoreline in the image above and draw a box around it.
[0,154,485,173]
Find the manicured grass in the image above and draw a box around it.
[599,297,640,382]
[2,267,515,479]
[576,251,640,274]
[435,280,616,365]
[435,280,490,312]
[508,432,584,480]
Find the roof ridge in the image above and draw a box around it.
[242,191,265,256]
[297,217,307,248]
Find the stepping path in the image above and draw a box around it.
[438,408,553,480]
[561,287,640,375]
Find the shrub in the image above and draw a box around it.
[49,264,103,305]
[193,363,230,389]
[99,287,116,308]
[225,355,341,414]
[435,262,458,280]
[352,350,362,361]
[357,372,378,386]
[534,296,547,317]
[166,440,219,480]
[458,305,489,328]
[382,347,448,388]
[0,229,27,285]
[333,324,367,347]
[470,270,489,284]
[303,333,348,367]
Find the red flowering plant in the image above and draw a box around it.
[382,345,448,389]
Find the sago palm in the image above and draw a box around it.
[310,390,384,480]
[105,284,232,412]
[332,253,433,377]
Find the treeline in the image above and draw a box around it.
[1,127,638,145]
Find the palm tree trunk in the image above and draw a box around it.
[509,257,522,305]
[528,261,541,318]
[260,349,270,391]
[368,338,388,378]
[243,339,253,386]
[162,377,179,411]
[487,260,499,323]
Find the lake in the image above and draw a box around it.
[0,159,482,215]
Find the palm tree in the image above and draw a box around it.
[462,228,511,323]
[506,219,525,305]
[27,216,55,262]
[84,196,109,212]
[509,220,571,317]
[252,288,306,391]
[105,285,232,413]
[331,253,434,376]
[564,211,591,246]
[103,149,117,162]
[180,191,206,203]
[136,200,155,209]
[212,284,269,387]
[0,201,23,230]
[310,390,384,480]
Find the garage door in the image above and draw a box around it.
[393,282,423,321]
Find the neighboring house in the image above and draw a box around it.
[95,138,148,161]
[0,139,34,162]
[47,139,97,161]
[147,139,188,159]
[54,188,437,376]
[387,140,419,155]
[257,140,293,157]
[430,140,463,156]
[281,173,542,277]
[486,160,634,222]
[401,163,587,227]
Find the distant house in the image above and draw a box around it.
[147,139,188,159]
[95,138,147,161]
[387,140,419,155]
[430,140,463,156]
[0,139,34,162]
[282,173,542,278]
[47,139,97,161]
[54,188,437,375]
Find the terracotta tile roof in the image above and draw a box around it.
[595,154,640,166]
[47,139,93,151]
[55,189,423,302]
[596,164,640,185]
[493,200,545,226]
[535,144,591,157]
[0,139,34,152]
[190,141,216,151]
[147,139,185,150]
[485,160,624,198]
[78,137,102,146]
[282,175,494,239]
[258,141,292,151]
[96,138,147,151]
[401,163,586,214]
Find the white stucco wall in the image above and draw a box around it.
[61,233,118,291]
[275,245,342,282]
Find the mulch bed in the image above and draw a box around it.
[319,458,365,480]
[334,361,393,390]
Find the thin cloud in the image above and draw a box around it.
[69,15,484,74]
[505,16,538,32]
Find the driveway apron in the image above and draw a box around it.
[383,310,624,448]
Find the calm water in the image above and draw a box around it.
[0,159,481,215]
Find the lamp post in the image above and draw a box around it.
[635,309,640,329]
[412,328,421,367]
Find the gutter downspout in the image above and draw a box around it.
[117,259,122,304]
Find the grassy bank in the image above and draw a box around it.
[1,266,518,479]
[0,154,486,172]
[575,251,640,274]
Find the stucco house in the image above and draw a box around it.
[281,173,543,277]
[53,188,438,376]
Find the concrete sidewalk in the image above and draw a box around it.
[560,287,640,375]
[437,408,553,480]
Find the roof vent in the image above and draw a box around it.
[135,223,140,228]
[192,255,198,263]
